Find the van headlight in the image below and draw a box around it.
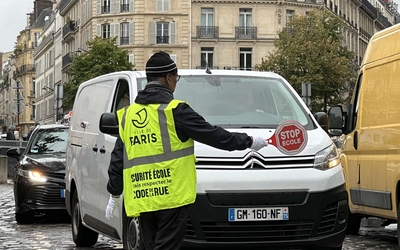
[314,143,341,170]
[18,169,47,182]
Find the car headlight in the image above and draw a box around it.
[314,143,341,170]
[18,169,47,182]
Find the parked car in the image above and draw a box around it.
[7,124,69,224]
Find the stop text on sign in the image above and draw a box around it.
[275,120,308,155]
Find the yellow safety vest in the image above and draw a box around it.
[117,99,196,217]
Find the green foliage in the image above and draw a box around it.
[63,36,134,108]
[256,9,356,112]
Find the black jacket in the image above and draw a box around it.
[107,82,252,195]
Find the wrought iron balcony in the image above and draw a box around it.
[121,4,129,12]
[235,26,257,39]
[120,36,129,45]
[62,21,76,37]
[196,66,219,69]
[102,6,110,14]
[156,36,169,44]
[196,26,219,38]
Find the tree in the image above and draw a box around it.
[63,36,134,108]
[256,10,356,112]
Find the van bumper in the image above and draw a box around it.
[183,184,348,249]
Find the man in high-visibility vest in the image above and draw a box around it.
[105,51,268,250]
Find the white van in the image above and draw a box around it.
[65,69,348,250]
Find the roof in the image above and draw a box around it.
[31,7,53,28]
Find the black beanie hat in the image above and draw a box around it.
[146,51,177,77]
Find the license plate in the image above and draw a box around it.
[228,207,289,221]
[60,189,65,198]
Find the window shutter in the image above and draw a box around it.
[129,22,135,45]
[97,24,101,37]
[149,21,156,45]
[156,0,162,12]
[130,0,134,12]
[129,54,135,64]
[114,24,120,45]
[165,0,170,12]
[97,0,101,14]
[170,54,177,63]
[170,22,176,44]
[110,0,116,13]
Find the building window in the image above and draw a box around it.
[121,22,129,45]
[201,47,214,69]
[156,0,170,12]
[121,0,129,12]
[102,0,110,13]
[239,48,252,70]
[156,22,169,44]
[286,10,295,25]
[102,24,111,38]
[239,8,252,27]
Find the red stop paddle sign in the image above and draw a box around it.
[267,120,308,155]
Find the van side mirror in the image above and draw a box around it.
[314,112,329,134]
[99,113,119,135]
[327,106,344,136]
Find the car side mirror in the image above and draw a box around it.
[99,113,119,135]
[327,106,344,136]
[6,147,21,159]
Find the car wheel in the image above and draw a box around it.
[123,208,144,250]
[71,191,98,247]
[15,212,33,224]
[346,211,362,235]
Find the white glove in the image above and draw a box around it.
[249,136,268,151]
[105,194,120,219]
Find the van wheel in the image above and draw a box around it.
[123,210,143,250]
[71,191,98,247]
[346,211,362,235]
[397,202,400,248]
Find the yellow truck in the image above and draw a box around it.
[329,23,400,246]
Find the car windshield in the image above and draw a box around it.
[28,128,68,155]
[138,75,311,129]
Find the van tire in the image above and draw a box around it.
[397,202,400,248]
[123,208,143,250]
[346,212,361,235]
[72,191,98,247]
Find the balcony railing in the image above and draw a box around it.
[62,21,76,37]
[102,6,110,13]
[196,66,220,69]
[156,36,169,44]
[15,64,35,75]
[235,27,257,39]
[196,26,219,38]
[62,52,74,68]
[121,4,129,12]
[120,36,129,45]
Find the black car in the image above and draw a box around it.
[7,124,69,224]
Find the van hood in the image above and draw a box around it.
[195,128,332,159]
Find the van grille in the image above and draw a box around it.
[317,202,338,235]
[185,219,314,242]
[195,152,314,169]
[207,192,308,206]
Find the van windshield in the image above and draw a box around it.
[137,75,311,129]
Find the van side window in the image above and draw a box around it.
[349,74,362,131]
[113,80,131,112]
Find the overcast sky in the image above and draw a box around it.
[0,0,33,53]
[1,0,400,53]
